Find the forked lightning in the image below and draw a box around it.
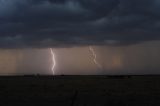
[50,48,56,75]
[89,46,102,69]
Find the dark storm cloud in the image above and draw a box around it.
[0,0,160,48]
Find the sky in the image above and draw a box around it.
[0,0,160,75]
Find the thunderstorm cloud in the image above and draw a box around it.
[0,0,160,48]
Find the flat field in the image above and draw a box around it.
[0,75,160,106]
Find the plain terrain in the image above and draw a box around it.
[0,75,160,106]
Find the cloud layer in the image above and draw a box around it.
[0,0,160,48]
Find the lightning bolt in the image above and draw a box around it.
[89,46,102,69]
[50,48,56,75]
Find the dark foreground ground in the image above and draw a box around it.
[0,75,160,106]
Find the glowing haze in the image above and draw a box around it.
[0,41,159,75]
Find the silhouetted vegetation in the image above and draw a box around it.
[0,75,159,105]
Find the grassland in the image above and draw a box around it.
[0,75,160,105]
